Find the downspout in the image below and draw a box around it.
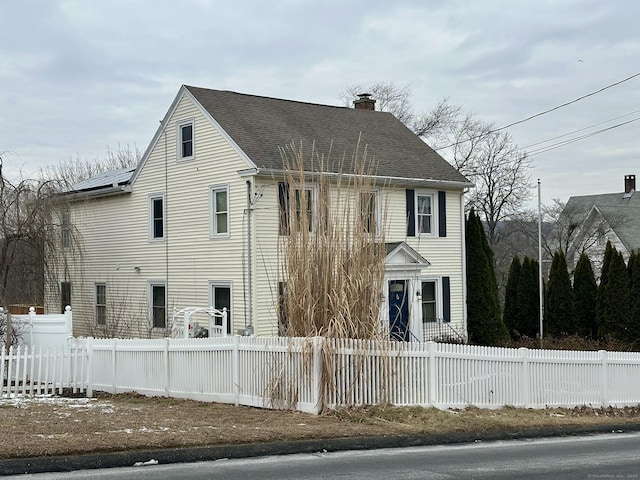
[245,180,254,335]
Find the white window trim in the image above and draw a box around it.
[292,185,315,233]
[148,281,168,330]
[95,283,107,326]
[208,281,233,334]
[210,184,230,238]
[415,190,438,237]
[61,210,71,249]
[148,193,165,241]
[177,118,195,160]
[360,189,381,236]
[420,277,443,323]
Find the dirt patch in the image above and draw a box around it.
[1,392,640,460]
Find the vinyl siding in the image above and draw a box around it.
[49,92,253,337]
[49,91,466,338]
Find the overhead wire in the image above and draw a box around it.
[525,116,640,157]
[519,108,640,150]
[435,71,640,150]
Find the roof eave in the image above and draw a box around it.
[61,185,132,201]
[253,168,473,189]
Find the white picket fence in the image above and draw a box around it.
[3,337,640,414]
[0,343,87,396]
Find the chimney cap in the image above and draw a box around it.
[357,93,373,99]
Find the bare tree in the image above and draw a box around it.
[341,82,460,140]
[462,130,533,245]
[0,155,61,309]
[43,143,141,188]
[341,82,533,247]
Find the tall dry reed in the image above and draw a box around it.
[277,138,388,340]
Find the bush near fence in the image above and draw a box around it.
[3,337,640,414]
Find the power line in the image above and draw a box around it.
[526,116,640,157]
[519,108,640,150]
[435,71,640,150]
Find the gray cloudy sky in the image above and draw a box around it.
[1,0,639,204]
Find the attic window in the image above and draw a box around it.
[178,120,194,159]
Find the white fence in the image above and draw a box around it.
[3,337,640,414]
[0,343,87,397]
[10,307,73,351]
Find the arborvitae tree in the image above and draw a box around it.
[465,209,509,345]
[600,250,631,340]
[596,241,615,337]
[503,256,521,338]
[573,253,597,338]
[629,251,640,345]
[545,250,576,337]
[515,257,540,338]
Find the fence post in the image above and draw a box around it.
[427,341,436,407]
[164,338,170,397]
[312,336,323,414]
[599,350,609,408]
[519,347,530,407]
[64,306,73,349]
[111,339,117,394]
[232,335,239,406]
[86,338,94,398]
[28,307,35,348]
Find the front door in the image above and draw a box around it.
[388,280,409,341]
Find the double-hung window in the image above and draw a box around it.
[178,120,194,159]
[416,192,434,235]
[421,280,438,323]
[279,183,314,234]
[149,194,165,240]
[150,283,167,329]
[360,191,378,234]
[95,283,107,325]
[293,188,313,232]
[421,277,450,324]
[61,210,71,249]
[406,189,446,238]
[210,185,229,236]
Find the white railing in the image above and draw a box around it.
[4,337,640,414]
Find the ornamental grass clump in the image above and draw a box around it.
[277,139,388,340]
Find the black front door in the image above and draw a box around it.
[389,280,409,341]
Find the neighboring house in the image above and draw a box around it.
[48,86,472,341]
[564,174,640,275]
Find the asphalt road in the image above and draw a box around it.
[9,432,640,480]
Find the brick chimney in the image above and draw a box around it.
[625,174,636,193]
[353,93,376,111]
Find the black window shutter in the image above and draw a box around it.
[442,276,451,322]
[438,191,447,237]
[406,189,415,237]
[278,182,290,235]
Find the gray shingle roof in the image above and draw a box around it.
[566,191,640,253]
[186,86,470,186]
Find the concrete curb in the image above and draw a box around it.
[2,423,640,476]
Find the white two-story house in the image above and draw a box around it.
[48,86,472,341]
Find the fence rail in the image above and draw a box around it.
[3,337,640,414]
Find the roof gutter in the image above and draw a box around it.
[251,168,474,189]
[60,184,132,202]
